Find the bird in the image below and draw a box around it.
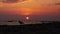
[18,20,24,24]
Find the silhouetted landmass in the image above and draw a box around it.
[7,20,24,24]
[7,20,13,22]
[40,21,60,23]
[0,21,60,34]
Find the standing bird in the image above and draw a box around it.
[18,20,24,24]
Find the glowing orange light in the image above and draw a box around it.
[26,16,29,20]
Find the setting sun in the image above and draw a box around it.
[26,16,29,20]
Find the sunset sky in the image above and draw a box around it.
[0,0,60,21]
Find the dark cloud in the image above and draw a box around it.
[1,0,19,3]
[55,3,60,5]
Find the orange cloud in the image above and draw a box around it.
[0,0,26,3]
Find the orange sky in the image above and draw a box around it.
[0,0,60,18]
[0,0,60,15]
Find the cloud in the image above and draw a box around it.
[0,0,19,3]
[55,3,60,5]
